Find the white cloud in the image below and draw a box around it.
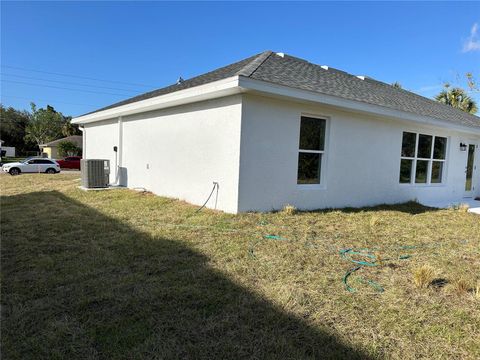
[462,23,480,53]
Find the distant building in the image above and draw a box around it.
[0,140,16,157]
[40,135,83,159]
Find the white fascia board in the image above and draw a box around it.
[72,76,242,124]
[238,76,480,135]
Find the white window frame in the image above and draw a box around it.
[399,131,448,186]
[297,114,329,188]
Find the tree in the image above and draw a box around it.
[58,140,81,157]
[0,104,36,154]
[61,116,81,137]
[435,85,478,114]
[25,103,66,150]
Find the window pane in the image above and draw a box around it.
[415,160,429,183]
[399,159,413,183]
[299,117,326,151]
[431,161,444,184]
[465,144,475,191]
[417,134,433,158]
[297,152,321,184]
[433,137,447,160]
[401,132,416,157]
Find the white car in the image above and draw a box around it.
[2,158,61,175]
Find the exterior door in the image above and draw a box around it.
[464,144,477,197]
[22,160,38,173]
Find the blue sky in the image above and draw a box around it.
[1,1,479,117]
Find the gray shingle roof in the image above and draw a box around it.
[40,135,83,147]
[87,51,480,130]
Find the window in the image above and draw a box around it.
[28,159,54,164]
[399,132,447,185]
[297,116,326,184]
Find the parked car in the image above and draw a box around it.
[2,158,61,175]
[56,156,82,170]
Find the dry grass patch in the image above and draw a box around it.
[445,278,474,296]
[281,204,298,215]
[475,281,480,300]
[451,203,470,212]
[412,265,436,289]
[1,173,480,359]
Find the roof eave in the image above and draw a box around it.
[72,72,480,135]
[72,76,242,124]
[238,76,480,135]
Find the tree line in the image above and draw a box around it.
[0,103,81,155]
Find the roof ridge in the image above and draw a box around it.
[236,50,273,77]
[78,51,480,129]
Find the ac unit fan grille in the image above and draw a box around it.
[81,159,110,188]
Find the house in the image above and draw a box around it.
[40,135,83,159]
[0,140,16,157]
[72,51,480,213]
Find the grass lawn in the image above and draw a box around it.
[1,173,479,359]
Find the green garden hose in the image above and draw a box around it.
[339,246,414,293]
[342,266,385,293]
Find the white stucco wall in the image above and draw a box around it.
[83,92,480,214]
[238,94,480,212]
[84,119,119,183]
[84,95,242,213]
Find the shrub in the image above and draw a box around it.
[58,141,80,157]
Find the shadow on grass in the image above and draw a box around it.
[1,191,372,359]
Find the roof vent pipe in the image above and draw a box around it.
[321,65,329,70]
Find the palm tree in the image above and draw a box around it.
[61,120,77,137]
[435,86,478,114]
